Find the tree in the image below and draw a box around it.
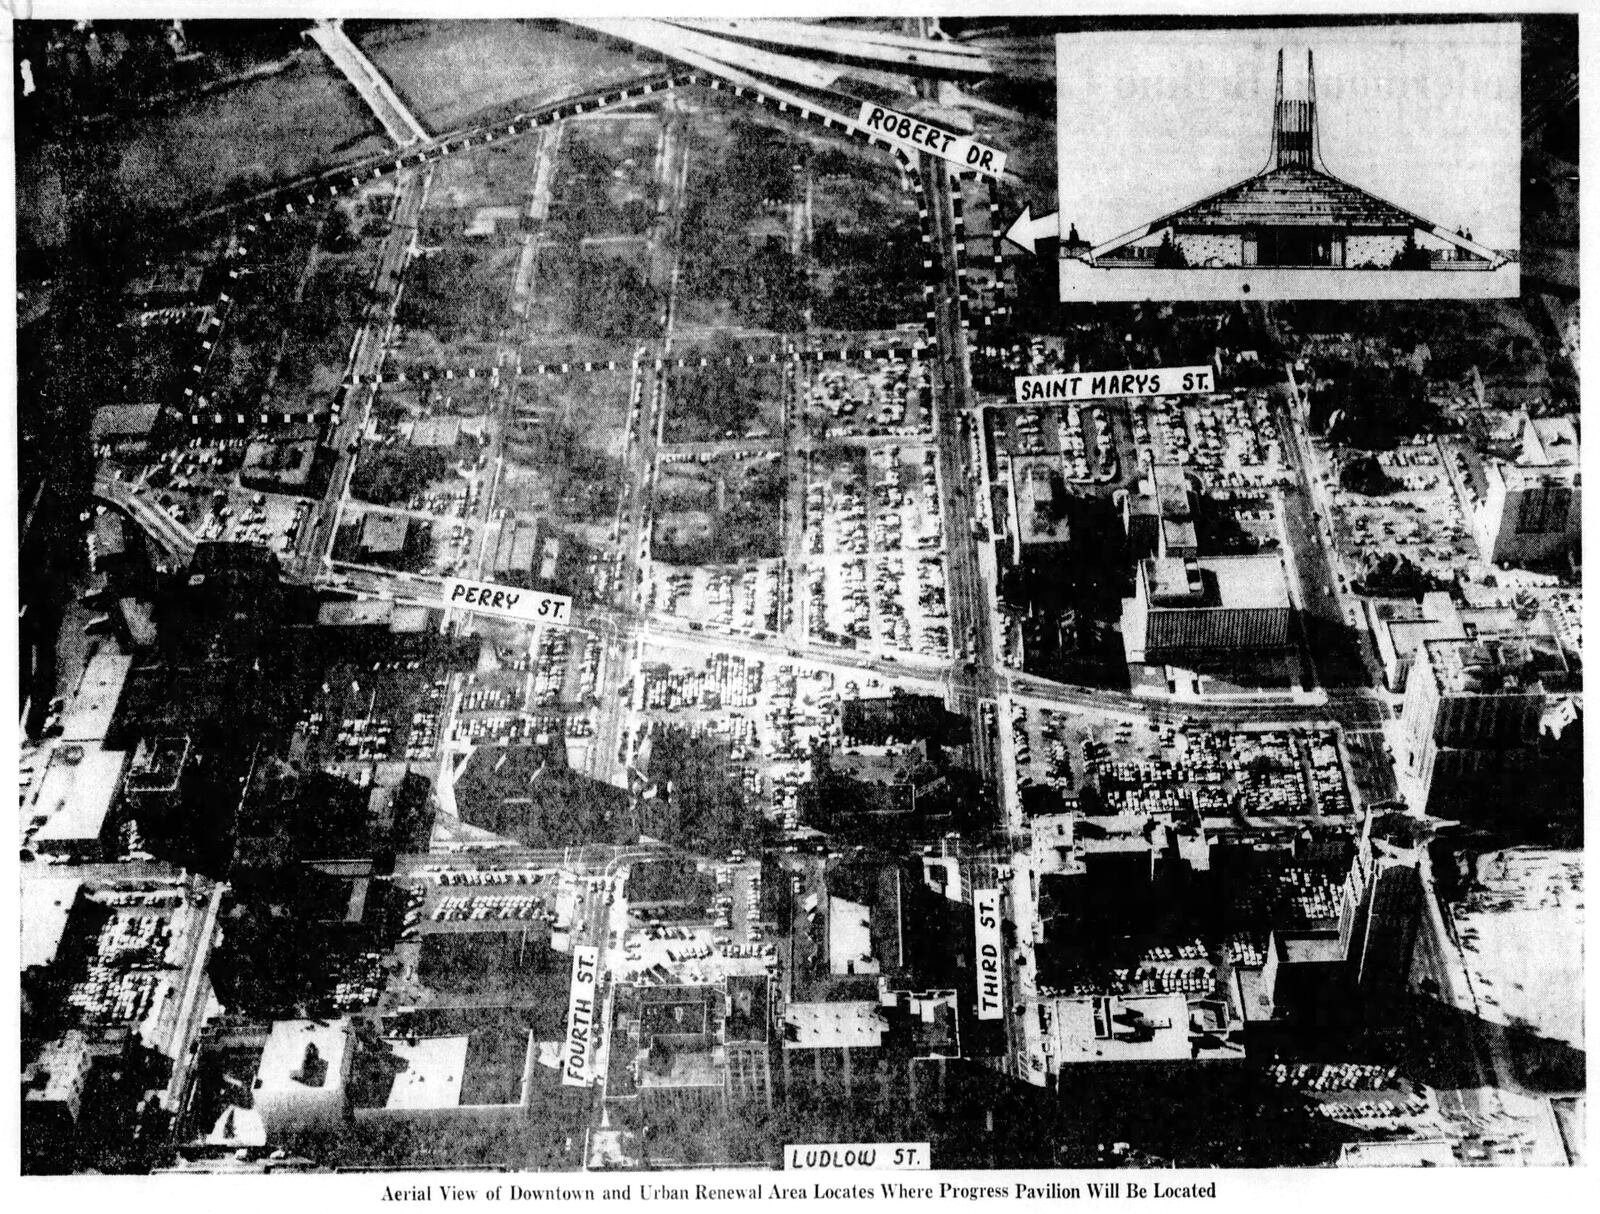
[1390,233,1432,270]
[1339,454,1401,496]
[1154,231,1189,269]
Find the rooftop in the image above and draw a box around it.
[724,975,770,1043]
[782,1000,887,1050]
[1522,415,1579,466]
[257,1019,351,1093]
[1046,992,1193,1063]
[1486,460,1580,493]
[382,1036,469,1111]
[1424,635,1566,695]
[32,747,126,847]
[59,652,132,744]
[126,734,191,793]
[1143,555,1290,610]
[359,512,410,554]
[1337,1139,1458,1167]
[22,878,82,971]
[1163,165,1423,231]
[827,896,878,976]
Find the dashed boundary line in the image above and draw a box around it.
[178,73,940,428]
[984,177,1009,323]
[181,344,929,426]
[195,73,694,229]
[697,76,936,344]
[175,78,699,428]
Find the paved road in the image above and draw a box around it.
[291,166,435,583]
[309,19,430,146]
[92,478,197,564]
[923,152,998,782]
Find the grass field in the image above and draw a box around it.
[353,19,653,134]
[20,52,388,229]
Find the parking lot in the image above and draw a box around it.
[1008,704,1355,824]
[1327,438,1479,585]
[992,402,1118,483]
[1134,393,1289,487]
[801,441,951,660]
[647,562,784,635]
[632,639,937,832]
[803,359,930,440]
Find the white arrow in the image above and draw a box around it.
[1002,206,1060,256]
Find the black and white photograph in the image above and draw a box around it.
[1056,22,1523,300]
[9,6,1587,1197]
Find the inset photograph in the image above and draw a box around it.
[1057,23,1521,301]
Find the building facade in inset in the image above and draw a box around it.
[1086,52,1508,274]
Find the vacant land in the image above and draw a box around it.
[677,109,809,332]
[806,144,922,333]
[501,372,631,540]
[352,19,653,133]
[530,242,661,344]
[198,211,335,416]
[18,51,387,234]
[548,116,661,241]
[653,453,786,566]
[399,241,521,345]
[664,344,787,443]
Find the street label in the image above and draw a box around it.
[974,888,1004,1020]
[784,1144,931,1170]
[856,102,1007,176]
[443,576,570,624]
[561,945,600,1087]
[1014,365,1216,403]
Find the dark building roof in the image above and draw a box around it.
[840,693,964,747]
[1145,607,1293,652]
[725,975,770,1044]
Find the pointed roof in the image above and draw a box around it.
[1165,165,1421,230]
[1091,48,1506,268]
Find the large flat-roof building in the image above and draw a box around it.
[1398,635,1572,816]
[1121,554,1296,694]
[1475,461,1580,570]
[253,1019,354,1134]
[30,747,126,859]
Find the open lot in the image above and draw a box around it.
[548,115,663,241]
[664,358,788,444]
[652,451,785,567]
[19,51,387,223]
[352,19,654,134]
[1326,438,1481,590]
